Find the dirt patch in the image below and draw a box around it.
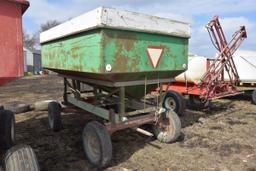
[211,143,253,157]
[226,117,248,125]
[210,125,224,130]
[0,75,256,171]
[180,135,210,148]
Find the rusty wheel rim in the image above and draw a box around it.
[164,97,176,110]
[86,131,100,160]
[157,115,172,133]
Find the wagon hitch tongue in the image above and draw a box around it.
[132,127,154,137]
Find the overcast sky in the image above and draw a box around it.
[23,0,256,57]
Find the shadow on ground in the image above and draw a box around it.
[12,97,237,171]
[14,111,155,171]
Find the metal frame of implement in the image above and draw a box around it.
[164,16,247,100]
[60,74,172,134]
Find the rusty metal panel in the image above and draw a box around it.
[41,28,188,82]
[0,0,28,86]
[42,29,103,74]
[102,29,188,73]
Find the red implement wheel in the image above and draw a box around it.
[163,90,185,116]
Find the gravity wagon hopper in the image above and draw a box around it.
[40,7,190,168]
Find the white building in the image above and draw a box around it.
[23,48,42,73]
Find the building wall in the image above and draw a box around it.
[23,48,33,72]
[33,53,42,72]
[24,48,42,73]
[26,50,34,66]
[0,1,24,80]
[24,50,28,72]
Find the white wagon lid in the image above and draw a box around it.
[40,7,191,44]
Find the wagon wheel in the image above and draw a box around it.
[4,144,40,171]
[162,90,185,116]
[82,121,112,168]
[48,101,62,131]
[189,95,210,109]
[0,110,15,150]
[252,89,256,105]
[153,110,181,143]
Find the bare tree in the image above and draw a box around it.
[23,20,62,49]
[40,20,61,32]
[23,31,37,50]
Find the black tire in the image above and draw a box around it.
[0,110,15,150]
[4,144,40,171]
[82,121,112,168]
[153,110,181,143]
[189,95,210,109]
[48,101,62,131]
[252,89,256,105]
[162,90,185,116]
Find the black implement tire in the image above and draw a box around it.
[48,101,62,131]
[252,90,256,105]
[4,144,40,171]
[0,110,15,150]
[82,121,112,168]
[163,90,185,116]
[189,95,210,109]
[153,110,181,143]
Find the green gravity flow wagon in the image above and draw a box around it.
[40,7,190,168]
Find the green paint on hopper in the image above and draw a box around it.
[41,28,189,82]
[41,29,103,73]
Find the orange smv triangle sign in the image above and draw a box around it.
[146,46,164,68]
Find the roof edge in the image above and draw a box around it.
[8,0,30,14]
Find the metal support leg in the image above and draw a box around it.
[159,83,163,104]
[93,87,99,101]
[77,80,81,92]
[63,78,68,103]
[72,79,81,98]
[119,87,125,121]
[109,109,116,124]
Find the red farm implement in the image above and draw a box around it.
[161,16,247,112]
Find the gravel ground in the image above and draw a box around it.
[0,75,255,171]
